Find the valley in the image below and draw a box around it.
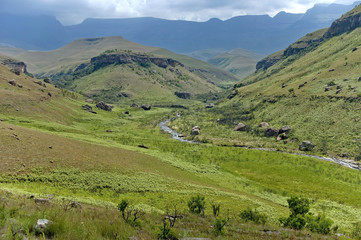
[0,2,361,240]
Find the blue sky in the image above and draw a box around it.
[0,0,357,25]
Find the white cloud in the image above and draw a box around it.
[0,0,358,25]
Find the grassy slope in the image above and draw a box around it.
[0,36,239,88]
[0,59,361,239]
[208,48,264,79]
[65,52,220,104]
[172,26,361,159]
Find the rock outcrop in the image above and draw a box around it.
[1,59,27,75]
[141,104,151,111]
[174,92,191,99]
[96,102,113,111]
[265,128,279,137]
[324,8,361,38]
[299,141,314,151]
[234,123,246,131]
[91,53,184,69]
[191,126,200,135]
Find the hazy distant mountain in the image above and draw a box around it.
[0,2,359,54]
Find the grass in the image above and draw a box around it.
[1,40,361,238]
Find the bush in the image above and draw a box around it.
[239,208,267,224]
[214,217,227,235]
[157,222,177,240]
[306,214,333,234]
[280,196,310,230]
[187,195,205,215]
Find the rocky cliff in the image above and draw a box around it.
[0,57,27,75]
[90,53,184,69]
[324,5,361,38]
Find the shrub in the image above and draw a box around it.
[306,213,333,234]
[187,195,205,215]
[214,217,227,235]
[280,196,310,230]
[211,201,221,217]
[157,222,177,240]
[117,199,129,220]
[239,207,267,224]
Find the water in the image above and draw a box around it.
[159,115,360,171]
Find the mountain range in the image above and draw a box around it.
[0,2,360,55]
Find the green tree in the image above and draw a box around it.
[279,196,310,230]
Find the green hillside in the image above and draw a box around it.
[170,7,361,161]
[0,36,239,89]
[1,53,361,239]
[208,48,264,79]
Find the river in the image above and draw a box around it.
[159,116,360,171]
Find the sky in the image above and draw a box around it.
[0,0,357,25]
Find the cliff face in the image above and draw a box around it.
[324,9,361,38]
[0,58,27,75]
[90,53,184,69]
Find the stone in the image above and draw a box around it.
[343,78,349,81]
[336,89,342,94]
[8,79,16,86]
[279,133,288,140]
[130,103,140,108]
[281,83,287,88]
[258,122,269,128]
[279,126,291,134]
[96,102,113,111]
[191,126,200,135]
[17,84,23,88]
[124,111,130,114]
[34,219,53,234]
[299,141,314,151]
[34,198,51,204]
[48,92,52,97]
[265,128,279,137]
[358,77,361,82]
[336,85,342,90]
[233,123,246,131]
[174,92,191,99]
[82,105,97,114]
[43,78,51,84]
[86,99,93,103]
[329,69,335,72]
[141,104,151,111]
[352,47,358,52]
[205,103,215,108]
[106,129,112,133]
[325,87,331,92]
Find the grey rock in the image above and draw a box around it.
[258,122,269,128]
[191,126,200,135]
[205,103,215,109]
[234,123,246,131]
[96,102,113,111]
[141,104,151,111]
[279,126,291,134]
[34,219,53,234]
[8,79,16,86]
[325,87,331,92]
[265,128,279,137]
[299,141,314,151]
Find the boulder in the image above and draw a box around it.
[141,104,151,111]
[358,77,361,82]
[299,141,314,151]
[48,92,52,97]
[130,103,140,108]
[43,78,51,84]
[34,219,53,234]
[17,84,23,88]
[325,87,331,92]
[34,198,51,204]
[279,133,288,140]
[8,79,16,86]
[82,105,97,114]
[336,89,342,94]
[336,85,342,90]
[233,123,246,131]
[191,126,200,135]
[258,122,269,128]
[205,103,215,109]
[281,83,287,88]
[265,128,279,137]
[86,99,93,103]
[96,102,113,111]
[279,126,291,134]
[174,92,191,99]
